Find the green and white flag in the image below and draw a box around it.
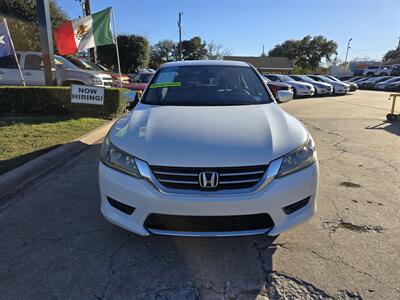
[54,7,114,55]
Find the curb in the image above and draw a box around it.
[0,120,115,201]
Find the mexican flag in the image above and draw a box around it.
[54,7,114,55]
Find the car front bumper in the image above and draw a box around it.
[314,86,333,95]
[99,160,319,237]
[296,87,315,96]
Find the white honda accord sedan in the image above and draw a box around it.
[99,60,319,237]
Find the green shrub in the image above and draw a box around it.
[0,86,126,118]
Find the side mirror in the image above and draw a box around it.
[124,90,137,103]
[276,90,293,103]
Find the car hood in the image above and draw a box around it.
[108,103,308,167]
[331,81,349,87]
[124,82,148,90]
[63,68,111,79]
[268,81,291,88]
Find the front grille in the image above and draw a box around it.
[103,79,113,87]
[150,165,267,191]
[144,213,274,232]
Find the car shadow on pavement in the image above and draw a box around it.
[365,121,400,136]
[109,231,278,298]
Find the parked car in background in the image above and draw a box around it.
[375,77,400,90]
[307,75,349,95]
[325,76,357,92]
[346,76,363,82]
[363,65,386,76]
[125,69,155,91]
[289,75,333,96]
[374,65,400,76]
[262,76,294,102]
[353,69,365,76]
[385,81,400,92]
[0,52,112,87]
[362,76,392,90]
[99,60,317,237]
[66,57,130,87]
[263,74,315,97]
[337,75,354,81]
[352,77,371,85]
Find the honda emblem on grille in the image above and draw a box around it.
[199,171,219,188]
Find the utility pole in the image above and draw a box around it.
[178,12,183,61]
[36,0,56,86]
[83,0,97,63]
[344,37,352,63]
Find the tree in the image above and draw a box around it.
[179,36,208,60]
[268,35,337,71]
[0,0,67,51]
[383,48,400,62]
[97,34,150,73]
[149,39,177,69]
[205,41,231,60]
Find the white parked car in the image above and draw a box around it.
[289,75,333,95]
[307,75,350,95]
[0,52,112,87]
[264,74,315,97]
[99,60,319,237]
[363,65,386,77]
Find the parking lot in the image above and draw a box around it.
[0,90,399,299]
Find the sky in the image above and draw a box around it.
[58,0,400,62]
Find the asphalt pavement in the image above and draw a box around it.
[0,90,399,299]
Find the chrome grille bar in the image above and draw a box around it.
[150,165,267,191]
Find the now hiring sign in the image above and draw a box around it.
[71,85,105,105]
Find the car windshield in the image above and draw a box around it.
[141,65,271,106]
[305,76,322,82]
[262,76,272,82]
[55,56,79,70]
[327,76,340,82]
[384,77,400,83]
[80,60,104,71]
[133,73,153,83]
[277,75,293,81]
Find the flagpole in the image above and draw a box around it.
[3,18,25,87]
[110,8,122,88]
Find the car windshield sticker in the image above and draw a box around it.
[149,82,182,89]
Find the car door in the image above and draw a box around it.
[23,54,45,85]
[0,54,23,85]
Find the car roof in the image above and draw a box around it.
[159,60,250,68]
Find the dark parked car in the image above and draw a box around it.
[361,76,392,90]
[337,75,354,81]
[262,77,294,102]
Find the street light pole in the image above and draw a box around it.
[36,0,56,86]
[344,38,352,63]
[178,12,183,61]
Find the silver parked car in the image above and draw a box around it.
[0,51,113,87]
[289,75,333,96]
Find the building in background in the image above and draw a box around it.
[223,56,293,74]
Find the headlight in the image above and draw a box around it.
[276,137,317,178]
[112,78,123,87]
[90,76,103,86]
[101,137,141,178]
